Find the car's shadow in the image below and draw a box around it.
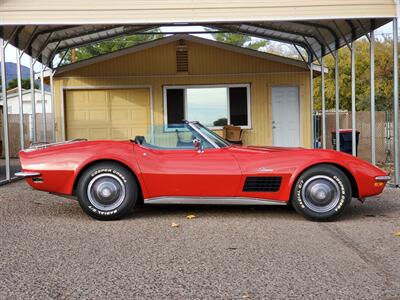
[27,193,400,222]
[127,200,399,221]
[127,203,298,220]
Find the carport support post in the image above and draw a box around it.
[310,62,314,148]
[30,57,37,144]
[321,55,326,149]
[370,30,376,165]
[40,65,46,142]
[351,42,357,157]
[393,18,399,186]
[16,48,24,150]
[335,51,340,151]
[50,71,55,142]
[0,38,10,181]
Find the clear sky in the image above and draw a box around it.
[2,22,396,71]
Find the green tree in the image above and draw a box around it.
[7,78,38,90]
[211,33,268,50]
[314,37,394,111]
[63,30,164,64]
[213,118,228,126]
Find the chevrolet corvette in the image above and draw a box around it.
[16,121,390,221]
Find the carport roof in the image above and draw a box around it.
[0,1,396,67]
[0,18,393,68]
[1,1,396,24]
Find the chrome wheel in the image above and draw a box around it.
[87,173,126,211]
[301,175,341,213]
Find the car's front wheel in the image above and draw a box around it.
[77,162,138,220]
[291,164,352,221]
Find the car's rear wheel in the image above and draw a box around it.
[291,164,352,221]
[77,162,138,220]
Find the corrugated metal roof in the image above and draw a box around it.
[0,18,392,67]
[212,18,392,58]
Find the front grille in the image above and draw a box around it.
[243,176,282,192]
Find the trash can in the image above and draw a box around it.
[331,129,360,155]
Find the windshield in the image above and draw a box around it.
[136,122,230,150]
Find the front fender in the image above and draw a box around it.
[287,150,387,199]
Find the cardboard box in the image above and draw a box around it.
[223,125,242,142]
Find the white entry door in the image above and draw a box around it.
[272,86,300,147]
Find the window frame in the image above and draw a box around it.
[163,84,251,131]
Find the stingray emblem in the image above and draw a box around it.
[257,167,274,173]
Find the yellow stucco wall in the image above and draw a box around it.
[53,39,311,148]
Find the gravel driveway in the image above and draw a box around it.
[1,181,400,299]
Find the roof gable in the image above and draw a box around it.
[56,34,322,76]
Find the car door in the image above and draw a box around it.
[135,145,242,198]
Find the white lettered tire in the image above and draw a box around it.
[291,164,352,221]
[77,162,138,220]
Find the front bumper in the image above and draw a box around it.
[15,171,41,178]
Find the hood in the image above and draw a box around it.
[231,144,305,153]
[243,145,304,152]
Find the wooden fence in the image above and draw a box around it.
[0,113,53,158]
[324,111,394,164]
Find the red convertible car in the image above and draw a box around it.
[16,121,390,221]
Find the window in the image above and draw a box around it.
[164,85,250,129]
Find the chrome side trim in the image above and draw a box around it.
[25,138,87,151]
[144,196,287,206]
[14,171,41,178]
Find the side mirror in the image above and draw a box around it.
[193,138,204,153]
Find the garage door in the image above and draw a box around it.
[65,88,150,140]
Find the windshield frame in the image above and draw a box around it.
[188,122,231,148]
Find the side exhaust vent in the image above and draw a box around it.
[176,39,189,73]
[243,176,282,192]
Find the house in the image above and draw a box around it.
[0,88,53,157]
[52,34,321,148]
[0,88,52,114]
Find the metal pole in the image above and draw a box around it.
[335,51,340,151]
[16,48,24,150]
[30,56,36,144]
[50,70,56,142]
[393,18,399,186]
[370,30,376,165]
[351,42,357,156]
[40,64,46,142]
[0,38,10,180]
[310,62,314,148]
[321,55,326,149]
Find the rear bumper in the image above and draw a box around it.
[14,171,41,178]
[375,175,391,182]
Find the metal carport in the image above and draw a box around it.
[0,0,399,186]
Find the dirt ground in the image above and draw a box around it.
[0,181,399,299]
